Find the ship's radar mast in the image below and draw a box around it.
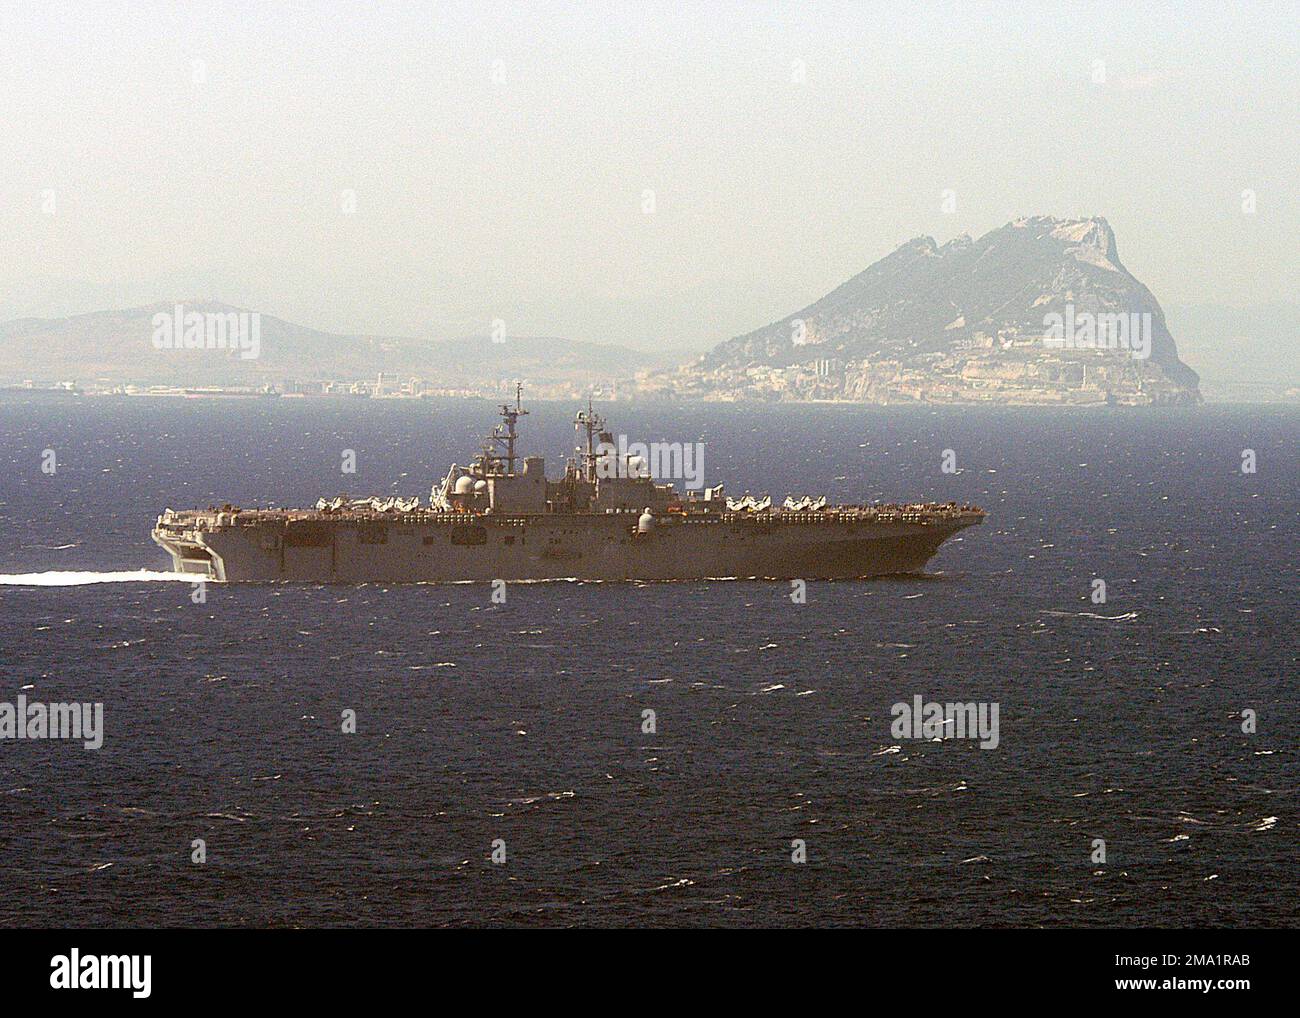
[477,381,528,476]
[575,398,607,483]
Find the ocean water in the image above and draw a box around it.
[0,394,1295,927]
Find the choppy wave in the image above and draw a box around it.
[0,570,193,586]
[1041,610,1139,621]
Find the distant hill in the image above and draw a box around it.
[0,301,656,387]
[655,217,1202,405]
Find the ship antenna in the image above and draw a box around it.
[489,380,528,475]
[574,395,604,483]
[585,397,595,482]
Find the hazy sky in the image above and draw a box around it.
[2,0,1296,350]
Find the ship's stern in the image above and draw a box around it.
[152,511,227,581]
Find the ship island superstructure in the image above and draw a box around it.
[152,387,984,582]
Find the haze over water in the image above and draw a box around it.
[4,2,1296,347]
[0,395,1295,926]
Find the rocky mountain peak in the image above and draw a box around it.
[676,216,1200,405]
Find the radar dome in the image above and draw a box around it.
[637,508,655,533]
[454,475,475,495]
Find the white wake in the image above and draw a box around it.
[0,570,194,586]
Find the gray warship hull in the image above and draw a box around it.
[152,391,985,582]
[153,507,982,583]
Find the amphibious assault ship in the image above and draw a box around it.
[152,388,984,582]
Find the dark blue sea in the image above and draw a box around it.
[0,394,1295,927]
